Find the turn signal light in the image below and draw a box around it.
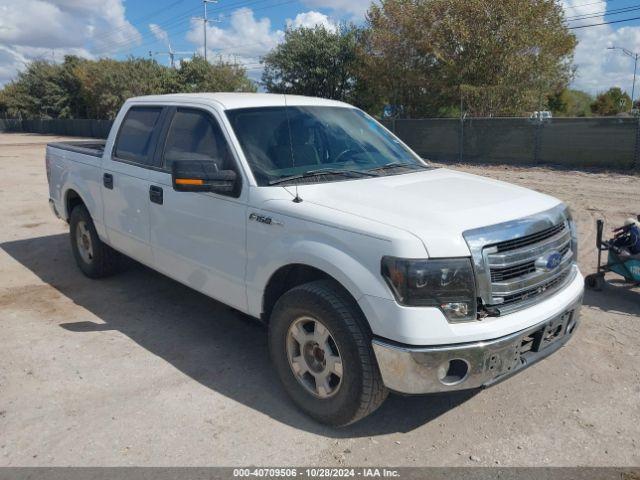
[175,178,204,185]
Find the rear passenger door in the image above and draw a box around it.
[146,107,248,312]
[102,105,166,266]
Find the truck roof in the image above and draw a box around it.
[126,93,353,110]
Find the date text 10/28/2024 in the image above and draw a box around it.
[233,468,400,478]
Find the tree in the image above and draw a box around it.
[0,55,256,120]
[590,87,632,116]
[73,57,180,119]
[2,60,68,119]
[362,0,577,117]
[176,55,256,93]
[0,86,11,118]
[262,25,364,103]
[56,56,88,119]
[548,88,593,117]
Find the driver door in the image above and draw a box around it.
[147,107,248,312]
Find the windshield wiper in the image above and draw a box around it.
[367,162,431,173]
[269,168,379,186]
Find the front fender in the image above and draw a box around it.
[246,231,394,321]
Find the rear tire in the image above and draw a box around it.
[69,204,122,279]
[269,280,388,426]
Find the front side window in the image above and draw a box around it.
[114,107,162,165]
[162,108,234,172]
[225,106,425,186]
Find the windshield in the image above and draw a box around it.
[225,106,426,186]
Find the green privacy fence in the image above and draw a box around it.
[1,116,638,170]
[0,118,113,139]
[382,117,640,170]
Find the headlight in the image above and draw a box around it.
[381,257,477,322]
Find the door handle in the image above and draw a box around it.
[149,185,163,205]
[103,173,113,189]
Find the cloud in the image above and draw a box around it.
[185,8,339,81]
[563,0,640,95]
[0,46,28,85]
[186,7,285,75]
[300,0,371,19]
[286,11,337,32]
[0,0,140,85]
[149,23,170,49]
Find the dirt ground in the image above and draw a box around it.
[0,133,639,467]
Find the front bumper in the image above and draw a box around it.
[372,295,583,394]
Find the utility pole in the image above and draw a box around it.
[608,46,640,109]
[193,0,220,62]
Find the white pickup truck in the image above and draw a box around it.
[47,93,584,426]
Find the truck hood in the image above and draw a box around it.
[295,168,562,257]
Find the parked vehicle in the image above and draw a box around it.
[530,110,553,121]
[46,93,584,426]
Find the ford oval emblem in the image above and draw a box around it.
[536,251,563,271]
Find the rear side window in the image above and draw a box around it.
[114,107,162,165]
[162,108,234,171]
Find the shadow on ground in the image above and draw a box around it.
[1,233,477,437]
[582,278,640,317]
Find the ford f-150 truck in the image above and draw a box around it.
[46,93,584,426]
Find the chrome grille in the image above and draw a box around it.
[498,268,571,307]
[464,204,577,317]
[494,223,566,253]
[490,262,536,282]
[490,243,571,282]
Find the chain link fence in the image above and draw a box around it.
[382,117,640,170]
[1,116,639,170]
[0,118,113,139]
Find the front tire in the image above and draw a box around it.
[269,280,388,426]
[69,204,121,278]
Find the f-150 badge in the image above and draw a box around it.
[249,212,283,226]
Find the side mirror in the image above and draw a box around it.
[172,160,237,195]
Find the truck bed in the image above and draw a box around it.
[47,140,106,158]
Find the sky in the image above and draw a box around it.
[1,0,640,96]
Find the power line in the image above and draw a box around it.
[564,0,615,10]
[93,0,189,46]
[93,6,203,54]
[567,4,630,20]
[124,0,188,26]
[96,0,299,58]
[101,0,278,53]
[566,3,640,21]
[91,6,202,55]
[206,0,281,14]
[569,14,640,28]
[92,0,284,56]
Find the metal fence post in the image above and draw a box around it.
[634,117,640,171]
[459,117,464,162]
[533,119,542,164]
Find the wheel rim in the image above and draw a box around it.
[75,220,94,264]
[286,316,343,398]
